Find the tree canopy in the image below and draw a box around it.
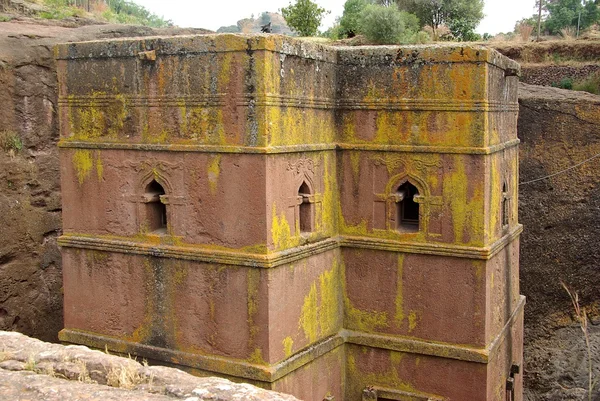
[338,0,369,37]
[397,0,484,40]
[281,0,329,36]
[544,0,600,34]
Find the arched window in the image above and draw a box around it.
[145,180,167,233]
[396,182,419,232]
[502,182,509,227]
[298,181,313,233]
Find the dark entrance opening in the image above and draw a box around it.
[145,180,167,233]
[298,181,313,233]
[396,182,419,232]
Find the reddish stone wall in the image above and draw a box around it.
[54,35,523,401]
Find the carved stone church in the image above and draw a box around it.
[56,34,524,401]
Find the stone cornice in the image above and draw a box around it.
[58,225,522,265]
[57,139,520,155]
[54,34,520,74]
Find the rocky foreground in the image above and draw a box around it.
[0,331,298,401]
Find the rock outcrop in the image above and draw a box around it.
[518,82,600,400]
[0,21,209,342]
[0,331,299,400]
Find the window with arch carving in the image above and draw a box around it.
[395,181,419,232]
[145,180,167,233]
[502,182,509,228]
[298,181,314,233]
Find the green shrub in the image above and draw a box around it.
[552,77,574,90]
[573,73,600,95]
[359,4,407,44]
[414,30,431,44]
[339,0,369,38]
[321,23,344,39]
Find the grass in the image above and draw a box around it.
[552,73,600,95]
[24,354,37,371]
[573,73,600,95]
[561,281,596,401]
[0,130,23,155]
[76,359,96,384]
[106,355,153,390]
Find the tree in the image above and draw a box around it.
[544,0,599,34]
[397,0,484,40]
[359,4,420,44]
[339,0,369,37]
[281,0,329,37]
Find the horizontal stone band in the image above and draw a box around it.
[58,225,522,266]
[58,139,520,155]
[58,93,518,112]
[59,296,525,382]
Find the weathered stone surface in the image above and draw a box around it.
[518,82,600,400]
[55,35,522,401]
[0,21,209,342]
[0,331,299,400]
[519,64,600,87]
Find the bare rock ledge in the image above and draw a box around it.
[0,331,299,401]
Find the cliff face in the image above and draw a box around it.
[517,83,600,400]
[0,21,209,342]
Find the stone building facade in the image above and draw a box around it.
[56,34,523,401]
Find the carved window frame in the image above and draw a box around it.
[502,180,510,231]
[376,173,434,235]
[132,169,184,236]
[287,158,322,237]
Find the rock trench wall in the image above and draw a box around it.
[0,21,208,342]
[518,83,600,400]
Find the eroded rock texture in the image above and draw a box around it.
[518,83,600,400]
[0,21,209,341]
[0,331,299,401]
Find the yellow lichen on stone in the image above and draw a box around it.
[408,311,419,332]
[129,258,155,344]
[489,154,502,239]
[95,151,103,181]
[72,92,105,140]
[282,336,294,358]
[318,263,339,335]
[247,269,260,346]
[345,302,388,333]
[319,152,338,236]
[444,155,485,245]
[207,154,221,195]
[271,203,299,250]
[395,254,405,327]
[300,283,318,343]
[72,150,93,184]
[248,348,266,365]
[299,260,340,343]
[341,257,388,332]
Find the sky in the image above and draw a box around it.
[133,0,538,36]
